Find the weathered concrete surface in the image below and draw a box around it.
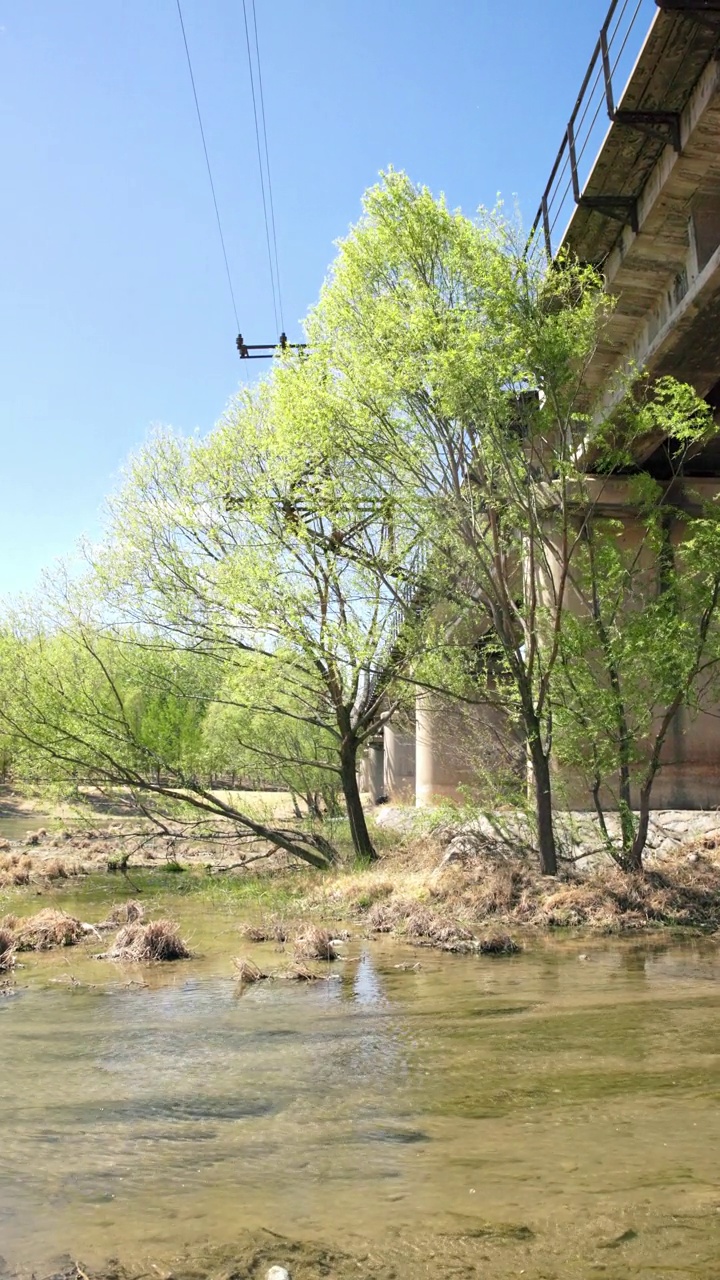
[563,9,720,421]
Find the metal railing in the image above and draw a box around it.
[531,0,659,259]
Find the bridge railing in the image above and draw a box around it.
[530,0,658,260]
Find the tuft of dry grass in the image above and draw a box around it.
[106,899,144,926]
[233,957,268,983]
[366,898,408,933]
[0,853,33,887]
[281,962,330,982]
[43,857,68,880]
[241,915,291,944]
[24,828,47,847]
[109,918,191,962]
[294,926,339,961]
[14,909,86,951]
[0,928,15,971]
[478,933,522,955]
[0,914,18,931]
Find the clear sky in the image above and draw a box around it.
[0,0,654,597]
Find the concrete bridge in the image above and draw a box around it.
[363,0,720,811]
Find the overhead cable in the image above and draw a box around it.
[175,0,240,331]
[250,0,284,332]
[241,0,281,334]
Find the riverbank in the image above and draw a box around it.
[2,792,720,945]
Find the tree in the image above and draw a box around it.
[0,619,340,869]
[552,381,720,870]
[89,367,422,862]
[304,171,720,874]
[200,652,343,819]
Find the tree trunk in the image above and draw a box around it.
[627,785,651,872]
[529,739,557,876]
[340,738,378,862]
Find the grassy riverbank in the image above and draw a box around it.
[2,796,720,947]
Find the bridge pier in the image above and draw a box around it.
[383,716,416,803]
[359,738,385,804]
[415,690,522,807]
[416,694,472,806]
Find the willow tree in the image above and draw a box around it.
[0,620,339,869]
[91,360,421,862]
[304,170,720,875]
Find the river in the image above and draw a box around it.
[1,876,719,1278]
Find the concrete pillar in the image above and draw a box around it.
[357,754,371,797]
[365,740,385,805]
[415,691,520,806]
[384,718,416,803]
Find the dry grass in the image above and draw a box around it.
[0,853,33,887]
[24,828,48,846]
[109,918,191,962]
[302,837,720,945]
[241,915,291,944]
[0,928,15,971]
[43,857,68,880]
[478,933,522,955]
[233,957,269,983]
[41,857,83,881]
[293,926,339,961]
[280,962,330,982]
[106,899,144,925]
[14,909,86,951]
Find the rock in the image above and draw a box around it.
[439,833,489,867]
[266,1268,291,1280]
[372,805,420,834]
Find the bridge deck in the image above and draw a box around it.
[564,9,719,265]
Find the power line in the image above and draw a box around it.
[175,0,239,331]
[241,0,280,334]
[250,0,284,332]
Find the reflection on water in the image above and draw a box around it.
[1,889,720,1278]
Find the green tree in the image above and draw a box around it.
[0,620,338,869]
[552,381,720,869]
[89,368,421,862]
[305,171,720,874]
[200,652,343,819]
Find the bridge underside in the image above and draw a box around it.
[570,4,720,446]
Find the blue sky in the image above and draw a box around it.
[0,0,652,596]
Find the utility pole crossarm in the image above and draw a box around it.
[236,332,309,360]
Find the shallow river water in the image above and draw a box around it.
[1,877,720,1279]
